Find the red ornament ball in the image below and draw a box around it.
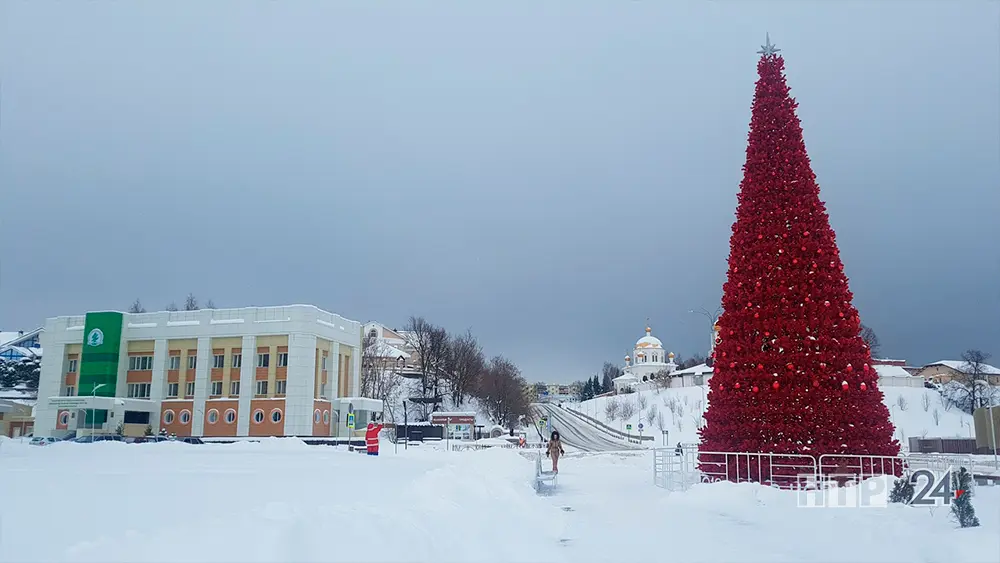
[735,382,741,389]
[846,365,853,372]
[752,386,759,393]
[786,363,794,371]
[772,381,780,390]
[757,363,764,370]
[863,364,870,372]
[812,379,819,388]
[841,381,849,391]
[860,382,868,391]
[729,362,736,368]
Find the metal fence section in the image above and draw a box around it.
[816,454,907,483]
[696,450,818,489]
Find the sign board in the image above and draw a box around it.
[638,423,644,431]
[346,412,356,429]
[48,398,91,409]
[626,424,632,431]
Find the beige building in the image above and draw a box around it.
[0,399,34,438]
[915,360,1000,385]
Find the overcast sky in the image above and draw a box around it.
[2,2,998,383]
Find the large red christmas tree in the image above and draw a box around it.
[699,38,899,467]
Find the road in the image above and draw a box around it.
[535,403,639,452]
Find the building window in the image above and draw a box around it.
[211,381,223,396]
[277,353,288,367]
[230,381,240,396]
[179,410,191,424]
[314,409,321,423]
[323,410,330,424]
[252,409,265,424]
[187,356,197,370]
[127,383,151,398]
[59,411,70,426]
[64,386,75,396]
[232,354,242,369]
[255,380,268,396]
[270,409,282,423]
[128,355,153,371]
[163,410,175,424]
[67,359,78,373]
[213,354,225,369]
[257,353,270,368]
[167,383,179,398]
[321,356,328,371]
[368,328,378,338]
[224,409,236,424]
[207,409,219,424]
[185,382,195,397]
[168,356,180,370]
[275,380,287,395]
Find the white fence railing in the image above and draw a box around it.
[654,447,980,492]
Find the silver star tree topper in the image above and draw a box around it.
[757,33,780,56]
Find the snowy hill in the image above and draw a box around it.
[572,384,977,448]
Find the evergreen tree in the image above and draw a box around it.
[582,379,593,401]
[699,37,898,472]
[888,475,914,504]
[950,467,980,528]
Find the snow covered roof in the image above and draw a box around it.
[613,373,638,382]
[874,364,912,379]
[0,328,42,347]
[924,360,1000,375]
[671,363,712,376]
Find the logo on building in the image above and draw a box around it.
[87,328,105,347]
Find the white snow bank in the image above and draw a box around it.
[0,440,995,562]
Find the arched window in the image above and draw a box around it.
[368,329,378,338]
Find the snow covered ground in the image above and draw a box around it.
[573,385,978,446]
[1,438,997,562]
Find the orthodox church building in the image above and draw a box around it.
[613,325,677,392]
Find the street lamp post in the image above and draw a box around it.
[90,383,107,437]
[988,403,998,470]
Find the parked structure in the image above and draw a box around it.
[34,305,382,439]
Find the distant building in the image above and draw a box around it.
[614,325,678,392]
[915,360,1000,386]
[0,399,34,437]
[0,329,42,361]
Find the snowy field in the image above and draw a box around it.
[1,438,997,563]
[572,385,978,446]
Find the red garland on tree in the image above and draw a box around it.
[698,37,899,479]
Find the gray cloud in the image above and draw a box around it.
[2,2,998,382]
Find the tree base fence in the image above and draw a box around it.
[652,447,966,492]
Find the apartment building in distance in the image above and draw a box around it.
[34,305,382,439]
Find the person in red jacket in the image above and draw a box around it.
[365,421,384,456]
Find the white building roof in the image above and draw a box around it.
[874,364,912,378]
[925,360,1000,375]
[613,373,639,382]
[671,363,712,376]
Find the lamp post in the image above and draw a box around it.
[90,383,107,437]
[987,402,998,469]
[403,400,408,451]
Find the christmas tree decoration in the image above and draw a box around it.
[950,467,980,528]
[698,36,899,481]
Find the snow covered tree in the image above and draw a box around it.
[184,293,199,311]
[888,475,914,504]
[128,299,146,313]
[950,467,980,528]
[699,38,899,477]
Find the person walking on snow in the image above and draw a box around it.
[546,431,565,473]
[365,421,384,456]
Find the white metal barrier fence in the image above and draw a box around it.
[653,447,977,492]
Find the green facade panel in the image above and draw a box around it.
[78,311,124,399]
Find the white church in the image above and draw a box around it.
[612,324,716,393]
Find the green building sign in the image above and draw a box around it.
[78,312,124,425]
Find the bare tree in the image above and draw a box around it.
[637,393,648,411]
[166,302,179,312]
[473,355,529,429]
[205,299,216,309]
[360,332,404,422]
[921,393,931,412]
[645,404,658,427]
[860,323,881,357]
[932,408,941,426]
[128,299,146,314]
[896,395,909,411]
[620,399,637,421]
[655,411,666,432]
[943,349,999,414]
[605,398,621,421]
[403,317,450,420]
[184,293,199,311]
[445,330,485,407]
